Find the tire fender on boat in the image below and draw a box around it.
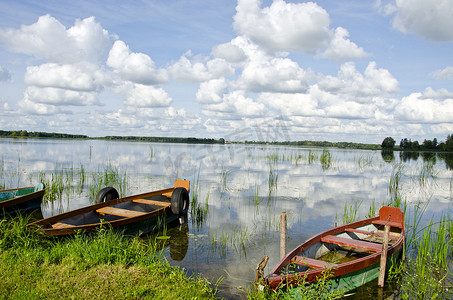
[171,187,189,215]
[95,187,119,203]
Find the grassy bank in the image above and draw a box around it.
[0,214,216,300]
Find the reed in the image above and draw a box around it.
[308,150,317,164]
[190,188,209,231]
[254,184,260,205]
[149,146,154,161]
[268,164,278,191]
[397,214,453,299]
[220,166,230,192]
[89,164,128,201]
[418,158,437,188]
[320,149,332,170]
[357,154,374,170]
[388,162,404,206]
[342,199,362,224]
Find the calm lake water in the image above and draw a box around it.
[1,138,452,298]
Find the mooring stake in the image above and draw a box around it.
[378,224,391,287]
[280,212,287,260]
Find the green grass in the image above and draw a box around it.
[0,214,216,299]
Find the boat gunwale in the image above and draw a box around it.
[266,214,405,289]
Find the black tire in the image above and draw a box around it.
[95,187,119,203]
[171,187,189,215]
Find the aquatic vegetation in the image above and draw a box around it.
[357,154,374,170]
[307,150,317,164]
[268,164,278,191]
[388,162,404,206]
[418,158,437,188]
[320,149,332,170]
[89,163,128,201]
[342,199,362,224]
[149,146,154,161]
[220,165,231,192]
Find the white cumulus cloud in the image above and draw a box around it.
[0,15,113,64]
[319,27,370,61]
[23,86,101,106]
[169,51,234,82]
[234,0,331,54]
[379,0,453,41]
[25,63,104,92]
[123,83,172,108]
[196,78,228,104]
[107,40,168,85]
[232,37,311,93]
[432,66,453,80]
[395,92,453,123]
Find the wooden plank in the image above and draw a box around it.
[132,198,171,207]
[321,235,382,252]
[292,256,338,269]
[378,224,391,287]
[162,192,172,198]
[345,228,399,240]
[372,220,403,228]
[96,206,148,218]
[52,222,75,229]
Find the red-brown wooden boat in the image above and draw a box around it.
[28,180,189,236]
[264,206,405,293]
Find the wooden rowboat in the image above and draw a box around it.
[264,206,405,293]
[0,183,45,216]
[28,179,190,236]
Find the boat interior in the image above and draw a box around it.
[50,194,172,229]
[283,223,402,274]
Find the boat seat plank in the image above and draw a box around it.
[162,191,172,198]
[132,198,171,207]
[96,206,148,218]
[321,235,382,252]
[345,228,399,240]
[292,256,338,269]
[52,222,75,229]
[371,220,403,229]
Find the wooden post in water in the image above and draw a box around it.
[280,212,287,260]
[378,224,391,287]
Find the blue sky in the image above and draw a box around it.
[0,0,452,143]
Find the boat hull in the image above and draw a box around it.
[0,185,45,216]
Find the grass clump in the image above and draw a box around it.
[0,215,216,299]
[249,268,344,300]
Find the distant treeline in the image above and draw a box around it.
[242,140,381,150]
[0,130,88,139]
[382,134,453,152]
[0,130,225,145]
[104,136,226,144]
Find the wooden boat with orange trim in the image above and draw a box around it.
[0,183,45,216]
[263,206,405,293]
[28,179,189,236]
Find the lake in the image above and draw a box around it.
[1,138,452,298]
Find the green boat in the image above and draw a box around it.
[263,206,405,294]
[0,183,45,216]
